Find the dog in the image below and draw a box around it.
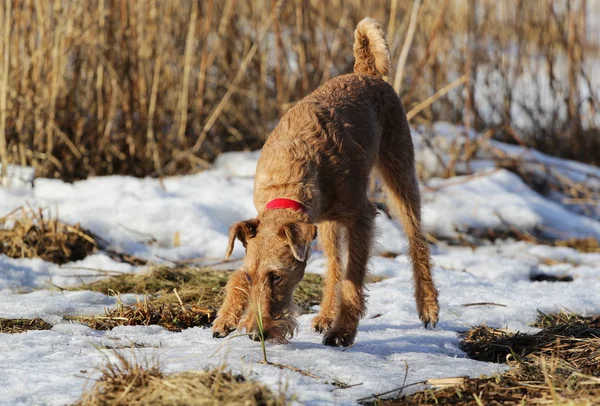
[212,17,439,347]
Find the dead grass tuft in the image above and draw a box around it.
[0,207,96,264]
[459,324,600,375]
[76,351,286,406]
[293,273,322,313]
[0,317,52,334]
[554,237,600,253]
[371,313,600,405]
[533,310,600,330]
[69,296,216,332]
[76,266,229,310]
[70,266,382,331]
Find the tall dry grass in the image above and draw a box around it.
[0,0,598,181]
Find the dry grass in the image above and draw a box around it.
[69,266,384,331]
[75,266,229,310]
[69,296,216,332]
[528,237,600,256]
[378,373,600,406]
[459,324,600,373]
[554,237,600,253]
[0,317,52,334]
[371,313,600,405]
[0,206,97,264]
[0,0,597,181]
[533,310,600,330]
[75,351,285,406]
[291,273,327,313]
[68,266,224,331]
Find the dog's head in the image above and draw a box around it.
[225,216,317,343]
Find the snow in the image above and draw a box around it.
[0,253,137,292]
[415,122,600,222]
[0,164,35,188]
[423,169,600,240]
[1,128,599,405]
[418,122,600,188]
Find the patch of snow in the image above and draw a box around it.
[213,150,262,178]
[423,169,600,240]
[0,164,35,188]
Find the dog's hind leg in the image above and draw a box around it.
[323,209,374,347]
[376,116,439,328]
[313,220,342,334]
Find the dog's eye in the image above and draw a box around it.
[245,273,252,284]
[271,273,282,283]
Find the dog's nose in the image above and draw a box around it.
[249,331,270,341]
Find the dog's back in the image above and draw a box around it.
[255,18,398,205]
[254,19,410,219]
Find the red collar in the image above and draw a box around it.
[265,198,306,212]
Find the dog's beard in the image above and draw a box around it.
[268,307,299,344]
[239,303,299,344]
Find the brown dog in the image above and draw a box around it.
[212,17,439,347]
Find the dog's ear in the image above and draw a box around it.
[225,219,259,259]
[279,222,317,262]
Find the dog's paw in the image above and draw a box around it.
[418,299,439,328]
[322,328,356,347]
[312,314,334,334]
[212,317,237,338]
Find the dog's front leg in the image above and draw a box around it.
[323,210,374,347]
[313,221,342,333]
[212,269,251,338]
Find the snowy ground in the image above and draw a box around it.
[1,125,599,405]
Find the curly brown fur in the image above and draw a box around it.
[213,17,439,347]
[353,17,390,77]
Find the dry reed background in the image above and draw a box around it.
[0,0,598,181]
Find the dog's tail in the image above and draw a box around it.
[353,17,390,77]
